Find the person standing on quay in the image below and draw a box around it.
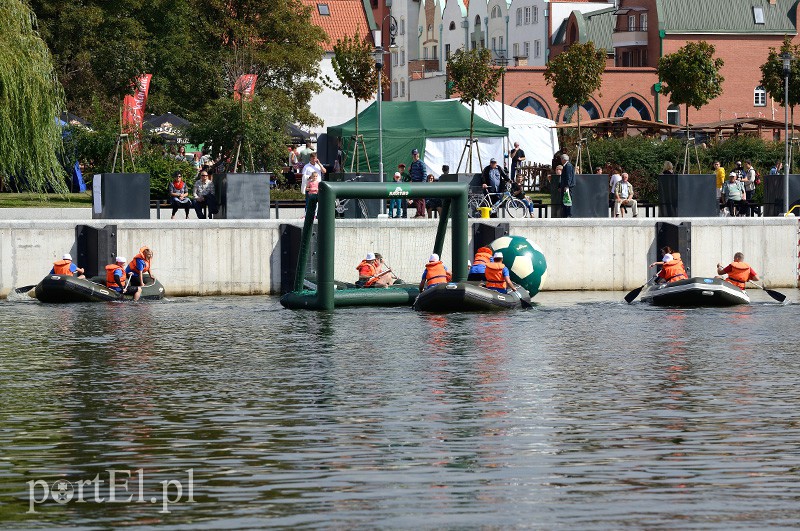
[559,153,575,218]
[409,148,427,218]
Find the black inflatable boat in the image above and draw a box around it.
[413,282,532,312]
[639,277,749,307]
[34,274,166,303]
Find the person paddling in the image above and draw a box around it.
[419,253,452,291]
[483,252,517,294]
[717,252,759,290]
[50,253,85,279]
[356,253,378,287]
[106,256,141,301]
[655,249,688,284]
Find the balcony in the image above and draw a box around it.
[612,27,648,48]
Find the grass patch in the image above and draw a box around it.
[0,193,93,208]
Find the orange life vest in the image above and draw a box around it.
[724,261,752,290]
[659,259,688,283]
[53,259,72,275]
[128,253,150,274]
[484,262,507,290]
[105,264,126,287]
[473,247,493,266]
[424,261,450,287]
[356,260,376,278]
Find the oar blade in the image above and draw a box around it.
[624,285,644,304]
[765,288,787,303]
[14,284,36,294]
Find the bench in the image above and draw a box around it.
[608,200,656,218]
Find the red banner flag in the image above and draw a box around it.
[122,74,153,128]
[233,74,258,101]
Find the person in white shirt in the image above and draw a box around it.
[301,152,326,195]
[613,172,638,217]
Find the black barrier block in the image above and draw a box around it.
[549,174,608,218]
[92,173,150,219]
[656,221,691,276]
[279,224,302,294]
[214,173,271,219]
[658,174,717,217]
[472,223,509,254]
[76,225,117,278]
[763,174,800,216]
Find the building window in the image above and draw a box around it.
[401,50,405,65]
[753,6,765,24]
[400,18,405,35]
[641,13,648,31]
[317,3,330,15]
[449,21,456,30]
[433,45,438,59]
[513,43,519,57]
[516,96,549,118]
[524,7,531,25]
[424,47,428,59]
[499,36,504,53]
[392,81,398,98]
[392,51,398,66]
[667,105,680,125]
[491,37,496,51]
[754,86,767,106]
[534,40,540,58]
[491,6,501,18]
[533,6,538,24]
[614,97,652,121]
[475,15,481,27]
[400,79,406,97]
[628,15,636,31]
[523,41,530,57]
[516,8,522,26]
[446,44,451,58]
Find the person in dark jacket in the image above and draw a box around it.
[559,153,576,218]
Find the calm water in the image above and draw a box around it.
[1,291,799,529]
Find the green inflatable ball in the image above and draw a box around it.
[489,235,548,296]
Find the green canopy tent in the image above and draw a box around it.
[327,100,508,176]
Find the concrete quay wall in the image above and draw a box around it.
[0,218,797,298]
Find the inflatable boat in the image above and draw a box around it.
[34,274,166,303]
[639,277,749,307]
[413,282,532,312]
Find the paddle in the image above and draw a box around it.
[624,275,657,304]
[14,284,36,294]
[512,288,532,309]
[119,274,132,301]
[748,280,787,303]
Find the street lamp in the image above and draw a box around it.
[373,15,398,216]
[493,51,509,163]
[781,51,793,214]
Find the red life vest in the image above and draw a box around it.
[484,262,507,290]
[105,264,126,287]
[424,261,449,287]
[659,259,688,283]
[128,253,151,274]
[53,259,72,275]
[356,260,376,278]
[473,247,493,266]
[725,261,752,290]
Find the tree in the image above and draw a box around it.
[657,41,724,140]
[544,42,606,166]
[447,47,503,171]
[760,36,800,162]
[0,0,67,193]
[323,32,381,172]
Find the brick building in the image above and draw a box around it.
[506,0,800,132]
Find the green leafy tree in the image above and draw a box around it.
[447,47,503,171]
[323,32,381,172]
[657,41,724,139]
[544,42,606,163]
[0,0,67,193]
[760,36,800,168]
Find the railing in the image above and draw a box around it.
[614,26,648,33]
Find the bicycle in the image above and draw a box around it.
[467,190,529,218]
[333,175,370,218]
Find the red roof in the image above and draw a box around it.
[301,0,374,50]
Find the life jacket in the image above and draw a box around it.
[725,261,751,290]
[424,261,450,287]
[53,259,72,275]
[473,247,493,266]
[484,262,507,290]
[659,259,688,283]
[356,260,376,278]
[105,264,125,287]
[128,253,151,275]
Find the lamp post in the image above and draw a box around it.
[493,51,509,161]
[782,51,793,214]
[374,16,398,216]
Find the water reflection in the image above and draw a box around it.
[1,294,800,527]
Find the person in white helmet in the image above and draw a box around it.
[105,256,141,301]
[50,253,85,278]
[419,253,451,291]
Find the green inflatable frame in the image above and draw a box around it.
[281,181,469,310]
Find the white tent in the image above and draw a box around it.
[437,99,559,166]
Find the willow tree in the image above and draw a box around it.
[544,42,605,170]
[323,32,381,172]
[658,41,724,172]
[447,47,503,171]
[0,0,66,193]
